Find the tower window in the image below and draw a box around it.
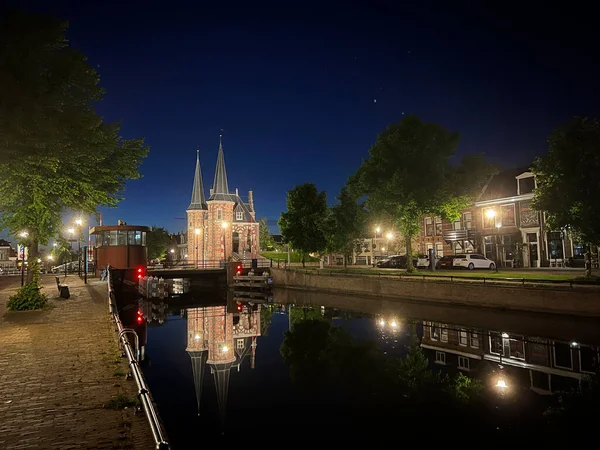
[236,211,244,221]
[217,209,222,220]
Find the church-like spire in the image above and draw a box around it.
[209,134,230,199]
[188,350,207,415]
[188,146,207,210]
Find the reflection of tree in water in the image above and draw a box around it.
[280,317,489,433]
[259,304,273,336]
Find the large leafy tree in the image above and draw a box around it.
[532,117,600,275]
[279,183,327,267]
[0,11,148,280]
[349,115,492,271]
[325,187,367,267]
[146,227,171,261]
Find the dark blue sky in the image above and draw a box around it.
[11,1,600,233]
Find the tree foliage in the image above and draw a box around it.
[532,117,600,251]
[349,115,494,270]
[324,188,367,267]
[146,227,171,261]
[258,217,274,251]
[278,183,327,267]
[0,11,149,280]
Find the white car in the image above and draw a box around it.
[452,254,496,270]
[416,254,439,268]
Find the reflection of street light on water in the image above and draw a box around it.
[221,345,229,353]
[194,334,200,340]
[495,378,508,390]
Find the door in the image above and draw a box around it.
[527,233,538,267]
[232,232,240,253]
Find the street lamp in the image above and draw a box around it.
[221,221,229,263]
[485,209,501,272]
[194,228,201,269]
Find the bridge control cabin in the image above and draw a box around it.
[91,225,151,279]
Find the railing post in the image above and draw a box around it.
[522,278,525,287]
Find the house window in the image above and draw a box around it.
[553,342,573,370]
[435,217,443,235]
[501,204,515,227]
[490,332,525,360]
[463,212,472,229]
[217,209,222,220]
[470,332,479,348]
[435,351,446,365]
[425,217,433,236]
[483,208,496,229]
[236,211,244,221]
[430,323,440,341]
[548,232,564,260]
[519,176,535,195]
[237,338,245,349]
[459,330,468,346]
[454,241,463,253]
[464,240,474,253]
[441,327,448,342]
[435,242,444,257]
[458,356,470,371]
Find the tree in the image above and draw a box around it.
[324,187,367,267]
[349,115,492,271]
[258,217,274,251]
[279,183,327,267]
[146,227,171,261]
[0,11,149,281]
[532,117,600,276]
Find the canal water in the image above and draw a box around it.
[140,287,600,447]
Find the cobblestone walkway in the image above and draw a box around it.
[0,275,154,449]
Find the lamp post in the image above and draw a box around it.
[373,226,381,266]
[194,228,200,269]
[19,231,28,286]
[75,218,83,277]
[67,228,75,277]
[386,232,393,257]
[221,221,229,264]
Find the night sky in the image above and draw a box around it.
[8,1,600,234]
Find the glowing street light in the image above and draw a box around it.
[485,209,496,219]
[75,218,83,226]
[194,334,201,340]
[375,226,381,233]
[391,320,398,329]
[495,378,508,390]
[67,228,75,235]
[19,231,28,238]
[47,255,53,260]
[222,345,229,353]
[379,319,385,327]
[386,232,393,240]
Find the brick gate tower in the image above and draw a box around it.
[186,135,260,266]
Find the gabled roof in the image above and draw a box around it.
[233,197,255,222]
[0,239,12,247]
[188,148,207,210]
[477,167,530,202]
[208,135,231,202]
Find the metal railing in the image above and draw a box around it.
[279,267,600,289]
[148,258,272,270]
[107,269,170,450]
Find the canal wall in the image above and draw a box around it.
[269,269,600,317]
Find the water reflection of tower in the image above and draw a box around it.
[185,303,262,427]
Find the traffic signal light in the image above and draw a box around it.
[137,266,144,279]
[137,309,144,324]
[236,302,243,312]
[235,264,242,275]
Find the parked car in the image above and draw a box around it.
[453,253,496,270]
[377,255,418,269]
[416,254,440,268]
[436,255,456,269]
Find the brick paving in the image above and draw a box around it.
[0,275,155,449]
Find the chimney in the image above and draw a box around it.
[235,187,239,196]
[248,190,254,211]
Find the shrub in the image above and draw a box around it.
[7,282,48,311]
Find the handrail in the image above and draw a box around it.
[280,267,600,289]
[107,269,170,450]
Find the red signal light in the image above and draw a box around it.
[137,310,142,315]
[236,302,243,311]
[137,315,143,324]
[137,266,144,279]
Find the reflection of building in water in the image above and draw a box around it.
[420,321,599,394]
[185,303,261,423]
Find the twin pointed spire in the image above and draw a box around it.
[210,134,230,199]
[189,135,233,209]
[188,146,207,210]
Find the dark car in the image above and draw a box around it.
[436,255,456,269]
[376,255,418,269]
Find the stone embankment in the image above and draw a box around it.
[270,268,600,317]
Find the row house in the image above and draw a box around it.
[417,168,579,267]
[0,239,17,270]
[421,320,598,395]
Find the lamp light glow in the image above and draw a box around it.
[485,209,496,219]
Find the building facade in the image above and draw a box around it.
[416,168,579,267]
[186,136,260,267]
[0,239,17,271]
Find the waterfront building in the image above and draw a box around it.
[186,136,260,267]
